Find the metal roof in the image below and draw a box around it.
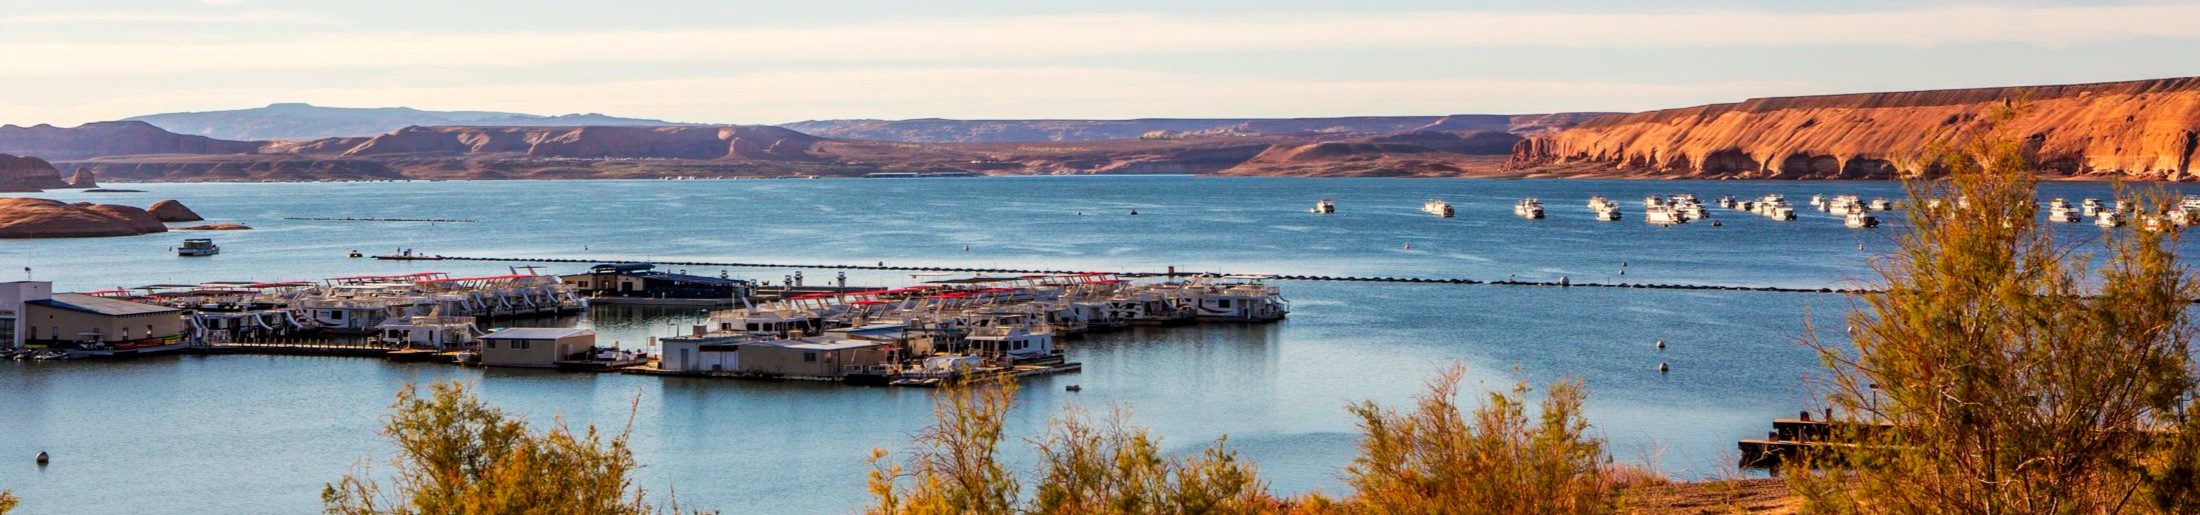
[482,327,594,340]
[29,293,180,316]
[776,339,881,351]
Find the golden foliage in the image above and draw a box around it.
[322,381,709,515]
[868,365,1629,515]
[1341,363,1618,515]
[0,489,16,514]
[865,377,1022,515]
[1791,101,2200,513]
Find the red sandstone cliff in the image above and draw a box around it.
[1509,77,2200,180]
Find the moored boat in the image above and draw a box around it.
[1513,198,1545,220]
[1421,199,1454,218]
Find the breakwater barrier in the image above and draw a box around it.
[417,255,1876,295]
[285,217,478,223]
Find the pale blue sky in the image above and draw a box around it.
[0,0,2194,126]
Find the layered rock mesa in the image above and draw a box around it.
[1509,77,2200,180]
[264,125,824,161]
[1216,131,1523,177]
[0,154,74,192]
[0,198,168,238]
[0,121,262,160]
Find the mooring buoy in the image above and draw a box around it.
[1658,362,1670,374]
[36,451,50,465]
[1655,339,1666,350]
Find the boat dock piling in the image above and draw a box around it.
[416,255,1879,295]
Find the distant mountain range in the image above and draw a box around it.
[779,114,1608,143]
[3,76,2193,183]
[126,103,688,141]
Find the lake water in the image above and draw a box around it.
[1,177,2189,513]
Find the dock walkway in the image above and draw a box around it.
[419,255,1877,295]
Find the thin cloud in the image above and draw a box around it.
[0,10,325,25]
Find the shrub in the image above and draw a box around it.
[1341,364,1618,515]
[322,381,708,515]
[1792,102,2200,513]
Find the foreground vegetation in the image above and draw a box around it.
[863,364,1648,514]
[322,382,706,515]
[1787,104,2200,513]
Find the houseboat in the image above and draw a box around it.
[2097,210,2126,228]
[1311,199,1336,214]
[178,239,220,257]
[1644,205,1685,226]
[1844,211,1880,228]
[2047,202,2082,223]
[1514,198,1545,220]
[1421,199,1454,218]
[2082,198,2103,217]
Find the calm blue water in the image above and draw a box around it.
[0,177,2189,514]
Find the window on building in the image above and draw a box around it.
[329,310,344,321]
[1218,299,1232,309]
[803,352,817,363]
[486,340,497,349]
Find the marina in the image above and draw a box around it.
[9,177,2200,513]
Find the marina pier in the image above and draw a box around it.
[416,255,1881,295]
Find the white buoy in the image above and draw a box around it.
[1655,339,1666,350]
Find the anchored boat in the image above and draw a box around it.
[1513,198,1545,220]
[1421,199,1454,218]
[177,239,220,257]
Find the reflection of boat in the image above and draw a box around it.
[1513,198,1545,219]
[1421,199,1454,218]
[1311,199,1335,214]
[177,238,220,257]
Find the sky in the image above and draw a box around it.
[1,0,2197,126]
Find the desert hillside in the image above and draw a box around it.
[1509,77,2200,180]
[780,114,1608,143]
[129,103,686,141]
